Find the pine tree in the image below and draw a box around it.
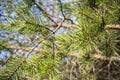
[0,0,120,80]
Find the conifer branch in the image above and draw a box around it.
[3,45,120,61]
[7,34,53,79]
[7,17,65,80]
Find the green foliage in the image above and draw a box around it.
[0,0,119,80]
[0,54,23,80]
[16,53,64,80]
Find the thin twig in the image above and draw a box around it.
[58,0,74,24]
[58,0,65,19]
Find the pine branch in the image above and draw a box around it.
[7,33,53,80]
[33,0,74,27]
[7,17,65,79]
[53,23,120,29]
[0,55,23,80]
[3,45,120,61]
